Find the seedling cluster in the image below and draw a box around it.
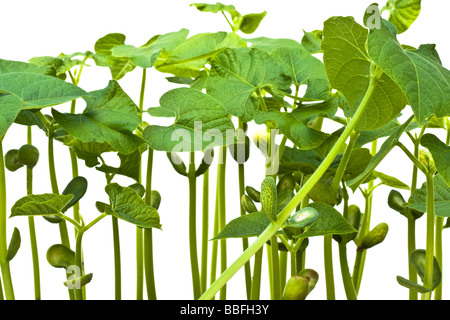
[0,0,449,301]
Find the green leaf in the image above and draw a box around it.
[373,171,410,190]
[212,211,271,240]
[355,116,419,148]
[0,58,54,75]
[239,12,267,34]
[278,145,324,175]
[346,115,413,191]
[293,202,357,239]
[254,110,330,150]
[206,47,291,122]
[301,30,323,54]
[105,183,161,229]
[191,2,239,19]
[247,37,300,54]
[0,72,87,109]
[29,51,92,78]
[111,29,189,69]
[143,87,236,152]
[97,149,141,182]
[420,134,450,186]
[52,80,144,155]
[6,227,21,262]
[408,174,450,217]
[155,32,246,78]
[322,16,408,131]
[10,194,74,218]
[271,44,330,100]
[396,276,431,293]
[67,139,115,168]
[383,0,421,34]
[367,19,450,126]
[331,148,373,182]
[94,33,135,80]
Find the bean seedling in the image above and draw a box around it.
[0,0,450,302]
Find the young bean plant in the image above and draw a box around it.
[0,0,450,302]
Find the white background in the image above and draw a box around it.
[1,0,450,300]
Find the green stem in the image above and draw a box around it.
[217,146,227,300]
[136,228,143,300]
[144,147,157,300]
[209,180,220,298]
[201,168,210,294]
[250,248,263,300]
[434,215,443,300]
[324,235,335,300]
[27,126,40,300]
[237,121,252,300]
[0,138,14,300]
[199,64,383,300]
[111,216,121,300]
[422,171,435,300]
[188,152,201,300]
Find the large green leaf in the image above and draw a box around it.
[10,194,74,217]
[111,29,189,69]
[155,31,246,78]
[420,134,450,186]
[0,59,53,75]
[321,16,407,131]
[293,202,357,239]
[347,115,414,191]
[206,47,291,122]
[254,110,330,150]
[143,87,235,152]
[367,19,450,126]
[52,80,144,155]
[0,71,86,137]
[105,183,161,229]
[94,33,135,80]
[383,0,421,34]
[408,174,450,217]
[66,139,115,168]
[271,44,330,100]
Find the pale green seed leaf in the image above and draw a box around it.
[206,47,291,122]
[143,87,236,152]
[384,0,421,34]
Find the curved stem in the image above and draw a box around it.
[199,66,383,300]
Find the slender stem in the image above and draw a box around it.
[0,138,14,300]
[74,230,84,300]
[324,235,335,300]
[26,126,40,300]
[339,242,357,300]
[209,179,220,298]
[434,215,443,300]
[136,228,143,300]
[144,147,157,300]
[422,171,435,300]
[199,65,383,300]
[250,248,263,300]
[188,152,201,300]
[111,216,121,300]
[217,146,227,300]
[201,168,210,294]
[237,121,252,300]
